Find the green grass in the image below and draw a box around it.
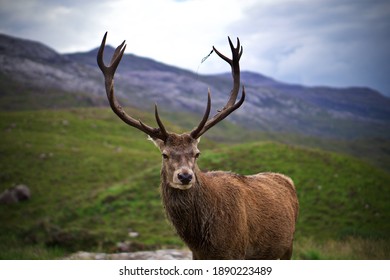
[294,236,390,260]
[0,108,389,259]
[0,108,162,257]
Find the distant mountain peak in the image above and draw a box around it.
[0,33,63,63]
[1,32,389,139]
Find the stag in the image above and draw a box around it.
[97,32,299,259]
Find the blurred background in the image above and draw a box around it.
[0,0,389,259]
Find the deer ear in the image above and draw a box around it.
[196,137,201,144]
[148,136,165,150]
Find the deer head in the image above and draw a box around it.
[97,32,245,190]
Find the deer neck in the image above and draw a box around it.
[160,167,213,248]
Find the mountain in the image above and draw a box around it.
[0,33,109,109]
[1,33,390,139]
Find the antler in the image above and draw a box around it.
[97,32,168,141]
[190,37,245,139]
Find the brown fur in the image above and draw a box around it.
[97,34,299,259]
[154,134,299,260]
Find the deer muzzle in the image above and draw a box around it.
[172,168,195,190]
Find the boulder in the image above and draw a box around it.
[0,184,31,204]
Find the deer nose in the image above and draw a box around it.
[177,172,193,185]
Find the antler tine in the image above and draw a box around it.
[97,32,168,141]
[191,37,245,139]
[190,90,211,139]
[154,104,168,137]
[110,40,126,66]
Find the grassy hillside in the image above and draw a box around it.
[0,73,111,111]
[0,108,389,259]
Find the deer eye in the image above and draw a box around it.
[195,152,201,159]
[162,153,169,160]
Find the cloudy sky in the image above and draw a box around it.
[1,0,389,96]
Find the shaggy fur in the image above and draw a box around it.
[97,34,299,259]
[157,134,299,260]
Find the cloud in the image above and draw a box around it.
[230,0,390,94]
[0,0,109,51]
[0,0,389,96]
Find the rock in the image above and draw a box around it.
[117,242,131,252]
[0,184,31,204]
[128,231,139,238]
[65,249,192,260]
[0,189,18,204]
[14,184,31,201]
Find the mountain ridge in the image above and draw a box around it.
[1,32,389,139]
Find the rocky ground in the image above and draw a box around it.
[65,249,192,260]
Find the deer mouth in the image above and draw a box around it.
[170,182,193,190]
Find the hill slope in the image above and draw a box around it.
[0,108,389,259]
[1,33,390,140]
